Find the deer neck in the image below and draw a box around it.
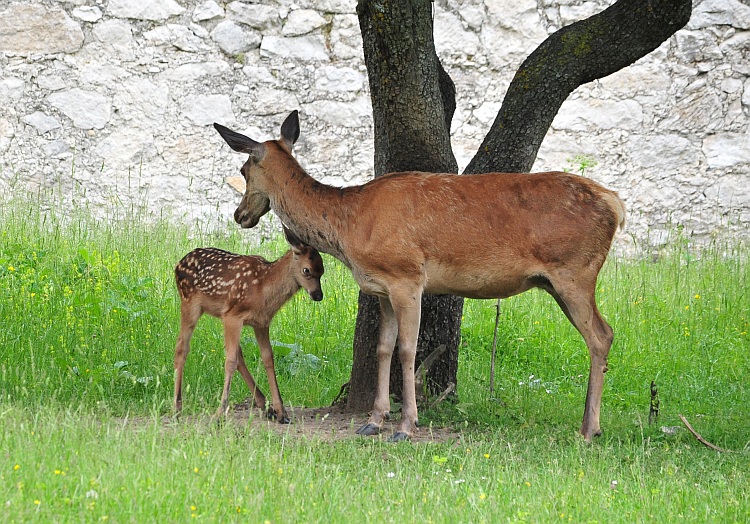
[262,152,355,266]
[261,253,301,313]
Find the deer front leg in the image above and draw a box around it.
[389,288,422,442]
[356,296,398,436]
[253,326,289,424]
[218,317,244,418]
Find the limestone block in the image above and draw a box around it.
[150,24,208,52]
[246,88,300,116]
[689,0,750,30]
[182,94,234,126]
[113,79,170,125]
[434,6,481,60]
[193,1,224,22]
[243,66,277,85]
[211,20,261,55]
[703,133,750,168]
[0,3,84,56]
[0,77,25,100]
[48,89,111,130]
[93,20,136,60]
[628,134,700,169]
[72,6,103,23]
[283,10,328,36]
[0,118,14,154]
[43,140,71,160]
[78,63,132,87]
[599,59,673,96]
[22,112,61,135]
[261,36,329,62]
[95,128,158,167]
[107,0,185,21]
[297,0,355,14]
[560,3,603,26]
[662,91,724,134]
[329,14,362,61]
[314,66,365,92]
[675,30,723,63]
[226,2,281,31]
[163,61,232,83]
[704,174,750,209]
[303,98,371,127]
[552,99,643,132]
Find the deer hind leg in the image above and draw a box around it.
[218,316,245,418]
[174,302,201,413]
[356,296,399,437]
[235,345,267,413]
[545,277,613,442]
[252,326,289,424]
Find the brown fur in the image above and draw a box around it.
[173,231,324,423]
[214,112,625,441]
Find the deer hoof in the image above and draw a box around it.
[388,431,410,443]
[356,423,381,436]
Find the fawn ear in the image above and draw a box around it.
[279,110,300,152]
[282,224,304,254]
[214,123,266,160]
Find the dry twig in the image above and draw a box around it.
[678,414,731,453]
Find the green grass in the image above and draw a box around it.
[1,194,748,522]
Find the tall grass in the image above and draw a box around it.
[1,193,748,522]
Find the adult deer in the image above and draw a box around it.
[173,226,324,423]
[214,111,625,442]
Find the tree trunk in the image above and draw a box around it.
[346,0,692,412]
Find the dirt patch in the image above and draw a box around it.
[200,402,465,444]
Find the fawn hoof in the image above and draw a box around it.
[356,423,381,436]
[265,408,291,424]
[388,431,410,443]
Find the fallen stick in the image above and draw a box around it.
[415,344,448,401]
[678,414,731,453]
[430,382,456,409]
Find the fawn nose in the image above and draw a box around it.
[310,289,323,302]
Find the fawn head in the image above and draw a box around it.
[283,225,324,302]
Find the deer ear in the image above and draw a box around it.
[214,123,265,159]
[280,110,300,152]
[282,224,304,254]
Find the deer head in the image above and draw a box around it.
[214,111,300,229]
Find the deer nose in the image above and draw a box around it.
[310,289,323,302]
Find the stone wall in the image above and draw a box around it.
[1,0,748,251]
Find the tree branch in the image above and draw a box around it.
[464,0,692,175]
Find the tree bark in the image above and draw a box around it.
[346,0,692,412]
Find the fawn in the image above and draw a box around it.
[173,226,324,423]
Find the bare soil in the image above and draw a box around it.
[194,401,466,444]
